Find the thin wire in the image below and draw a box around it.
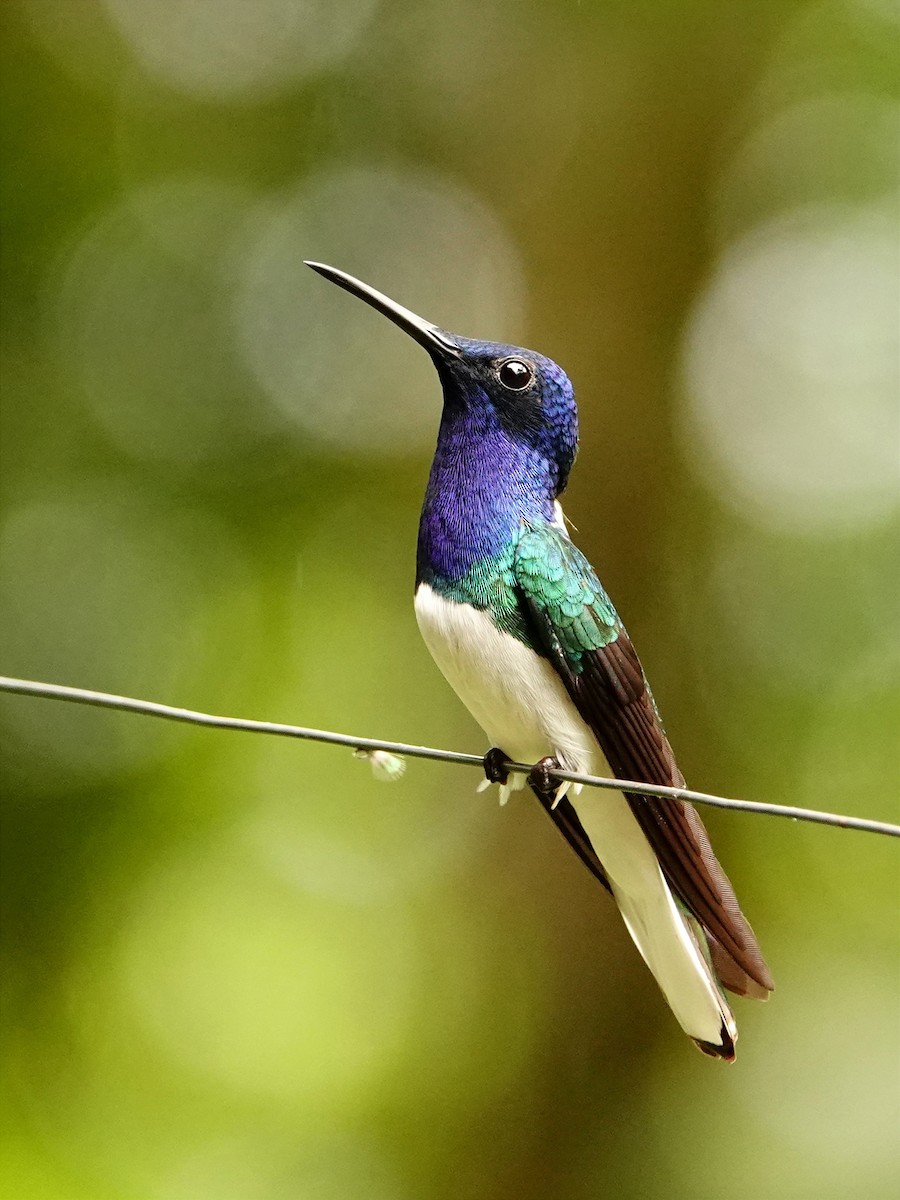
[1,675,898,839]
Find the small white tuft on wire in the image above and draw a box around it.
[354,747,407,782]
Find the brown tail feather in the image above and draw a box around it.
[708,933,773,1001]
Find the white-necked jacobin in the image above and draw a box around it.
[306,261,774,1060]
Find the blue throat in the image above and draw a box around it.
[416,399,556,598]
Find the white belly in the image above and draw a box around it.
[414,582,597,778]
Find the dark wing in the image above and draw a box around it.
[515,525,774,999]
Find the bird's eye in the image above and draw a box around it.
[497,358,534,391]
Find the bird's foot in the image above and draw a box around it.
[478,747,514,806]
[526,756,572,810]
[481,746,510,785]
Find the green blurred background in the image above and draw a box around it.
[1,2,898,1197]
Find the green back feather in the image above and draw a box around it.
[432,523,620,665]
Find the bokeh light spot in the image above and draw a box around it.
[101,0,378,100]
[715,94,900,244]
[50,177,277,468]
[234,162,526,456]
[121,838,416,1104]
[681,203,899,533]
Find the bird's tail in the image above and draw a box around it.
[571,788,737,1060]
[610,875,737,1061]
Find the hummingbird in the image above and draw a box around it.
[306,261,774,1060]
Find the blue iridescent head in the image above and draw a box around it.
[305,262,579,498]
[430,336,578,497]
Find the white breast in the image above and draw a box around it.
[414,582,596,782]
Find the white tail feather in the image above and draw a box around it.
[572,788,736,1050]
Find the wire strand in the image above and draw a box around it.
[1,675,898,839]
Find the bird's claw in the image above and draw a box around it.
[480,747,515,805]
[482,747,510,785]
[526,756,569,808]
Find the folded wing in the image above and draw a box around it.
[515,525,774,1000]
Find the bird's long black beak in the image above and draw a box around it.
[305,262,460,360]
